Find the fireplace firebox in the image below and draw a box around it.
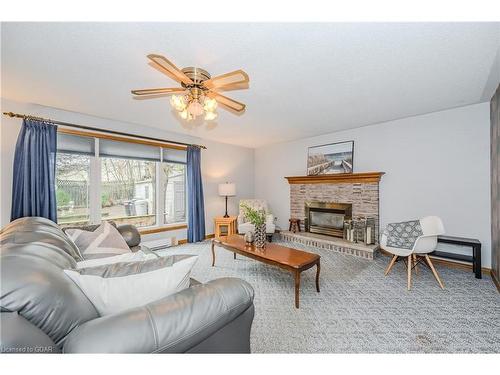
[304,202,352,238]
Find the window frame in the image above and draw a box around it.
[55,131,188,231]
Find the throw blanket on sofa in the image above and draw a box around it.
[384,220,423,249]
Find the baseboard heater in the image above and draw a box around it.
[141,237,177,251]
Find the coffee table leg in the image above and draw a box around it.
[211,241,216,267]
[294,270,301,309]
[234,252,236,260]
[315,260,321,293]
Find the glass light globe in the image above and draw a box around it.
[179,109,190,120]
[187,100,204,117]
[204,111,218,121]
[203,98,218,112]
[170,95,186,111]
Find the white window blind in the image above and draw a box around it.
[99,139,161,161]
[57,133,95,155]
[163,148,187,164]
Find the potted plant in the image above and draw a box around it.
[240,203,267,248]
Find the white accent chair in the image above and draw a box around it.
[381,216,445,290]
[237,199,276,241]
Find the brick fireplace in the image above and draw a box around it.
[282,172,384,259]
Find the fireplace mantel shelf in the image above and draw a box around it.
[285,172,385,184]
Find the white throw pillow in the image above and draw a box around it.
[76,250,158,269]
[64,255,198,315]
[65,221,131,258]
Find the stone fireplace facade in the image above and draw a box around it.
[287,173,383,244]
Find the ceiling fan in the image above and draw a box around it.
[132,54,249,121]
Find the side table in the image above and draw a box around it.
[214,216,238,240]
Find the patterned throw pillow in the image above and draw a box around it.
[385,220,423,250]
[65,221,131,259]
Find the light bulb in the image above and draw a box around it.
[204,111,218,121]
[187,100,204,116]
[179,109,190,120]
[170,95,186,111]
[203,98,218,112]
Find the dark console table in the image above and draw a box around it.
[433,235,482,279]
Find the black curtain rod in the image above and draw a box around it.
[2,111,207,149]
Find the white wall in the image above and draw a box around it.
[254,103,492,267]
[0,98,254,240]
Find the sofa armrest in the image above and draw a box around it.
[62,278,254,353]
[0,312,60,353]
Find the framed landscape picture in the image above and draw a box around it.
[307,141,354,175]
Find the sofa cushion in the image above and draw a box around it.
[64,255,198,316]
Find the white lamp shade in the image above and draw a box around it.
[218,183,236,197]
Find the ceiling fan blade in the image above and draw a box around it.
[131,87,186,95]
[147,54,194,85]
[131,87,185,96]
[208,92,246,112]
[202,70,249,90]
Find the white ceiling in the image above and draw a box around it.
[2,22,499,148]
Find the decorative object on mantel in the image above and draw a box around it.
[240,203,267,248]
[218,182,236,218]
[307,141,354,175]
[285,172,385,184]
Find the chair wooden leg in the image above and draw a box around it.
[413,254,418,275]
[407,255,412,290]
[384,255,398,276]
[424,255,445,289]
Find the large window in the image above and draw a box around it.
[101,158,156,227]
[56,153,91,226]
[55,133,187,229]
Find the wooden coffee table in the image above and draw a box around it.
[211,235,320,308]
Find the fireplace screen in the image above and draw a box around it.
[309,211,345,230]
[305,202,352,237]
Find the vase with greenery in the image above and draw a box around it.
[240,203,267,248]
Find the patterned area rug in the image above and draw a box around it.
[157,239,500,353]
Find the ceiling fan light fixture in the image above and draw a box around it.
[133,54,249,123]
[170,95,187,111]
[179,109,192,120]
[187,100,204,117]
[204,111,218,121]
[203,97,218,112]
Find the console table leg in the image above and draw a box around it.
[294,271,301,309]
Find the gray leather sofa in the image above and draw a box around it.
[0,217,255,353]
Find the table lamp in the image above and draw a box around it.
[218,182,236,218]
